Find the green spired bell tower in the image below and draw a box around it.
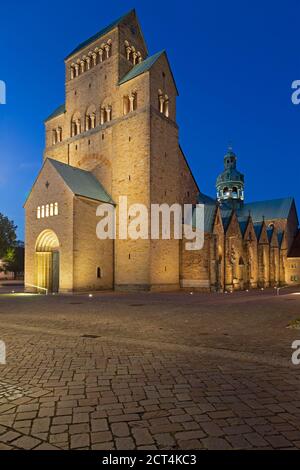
[216,147,245,209]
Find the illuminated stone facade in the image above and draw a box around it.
[24,10,300,293]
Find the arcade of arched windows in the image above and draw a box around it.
[124,40,143,65]
[70,39,112,80]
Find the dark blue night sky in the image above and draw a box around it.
[1,0,300,238]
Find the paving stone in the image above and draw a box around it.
[111,422,130,437]
[90,431,112,444]
[12,435,41,450]
[132,428,154,445]
[115,437,136,450]
[70,433,90,449]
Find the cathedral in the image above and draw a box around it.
[24,9,300,293]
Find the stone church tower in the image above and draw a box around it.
[24,10,198,293]
[24,9,300,294]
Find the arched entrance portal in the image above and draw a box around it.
[35,230,60,293]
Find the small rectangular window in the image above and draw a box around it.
[97,267,102,279]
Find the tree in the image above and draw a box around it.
[0,213,17,259]
[1,245,24,279]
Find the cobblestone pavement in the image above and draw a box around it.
[0,287,300,450]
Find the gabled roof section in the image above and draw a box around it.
[267,226,274,243]
[197,192,217,232]
[119,50,164,85]
[238,197,294,222]
[239,220,249,236]
[45,104,65,122]
[48,159,113,203]
[277,229,284,246]
[253,222,263,241]
[189,192,217,233]
[65,9,136,60]
[288,230,300,257]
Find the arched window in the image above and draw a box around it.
[158,90,169,117]
[123,94,137,115]
[52,129,57,145]
[232,187,238,198]
[41,205,45,218]
[123,96,130,115]
[100,106,112,124]
[163,95,169,117]
[131,92,137,111]
[223,187,229,195]
[45,204,49,217]
[37,206,41,219]
[85,105,96,130]
[54,202,58,216]
[50,203,54,216]
[71,112,81,136]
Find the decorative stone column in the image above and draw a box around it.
[71,121,76,137]
[86,57,91,70]
[106,106,111,122]
[91,113,96,128]
[132,52,138,65]
[74,64,79,77]
[99,49,104,63]
[80,60,85,73]
[164,99,169,118]
[92,53,97,66]
[105,44,110,59]
[159,95,164,113]
[100,107,105,125]
[126,46,131,61]
[129,95,135,112]
[76,119,81,135]
[70,66,75,80]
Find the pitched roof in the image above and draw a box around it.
[48,159,113,203]
[45,104,65,122]
[195,192,217,232]
[288,230,300,257]
[266,226,274,242]
[277,230,284,246]
[239,220,248,236]
[238,197,294,222]
[253,222,263,240]
[65,10,135,60]
[119,50,165,85]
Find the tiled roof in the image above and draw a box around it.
[48,159,113,203]
[119,51,165,85]
[195,192,217,232]
[44,104,65,122]
[238,197,294,222]
[65,10,134,60]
